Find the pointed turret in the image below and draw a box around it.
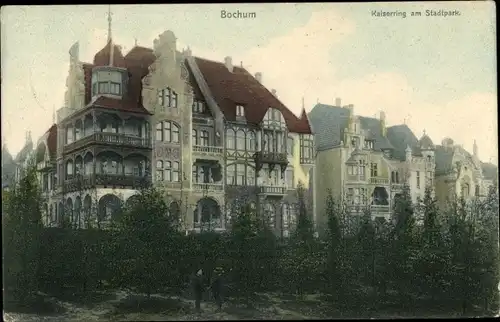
[418,129,435,150]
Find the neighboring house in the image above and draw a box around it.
[434,138,497,210]
[45,25,314,235]
[2,143,16,189]
[308,100,435,236]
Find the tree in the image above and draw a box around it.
[114,186,178,298]
[3,165,43,308]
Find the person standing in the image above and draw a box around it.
[192,269,203,312]
[211,267,224,311]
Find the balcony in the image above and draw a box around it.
[192,145,223,160]
[63,174,151,192]
[37,161,55,171]
[300,156,314,165]
[370,204,390,213]
[391,183,404,191]
[258,186,286,196]
[254,151,288,165]
[64,132,152,153]
[370,177,389,185]
[193,183,224,193]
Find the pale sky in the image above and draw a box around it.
[1,2,497,164]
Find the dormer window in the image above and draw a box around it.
[236,105,245,117]
[158,87,178,109]
[192,100,205,113]
[91,68,124,98]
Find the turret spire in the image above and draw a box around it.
[52,106,56,124]
[302,96,305,110]
[107,5,114,66]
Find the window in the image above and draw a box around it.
[370,163,378,177]
[246,131,256,151]
[226,164,235,185]
[300,135,314,159]
[277,133,284,153]
[396,172,399,183]
[157,121,180,143]
[348,166,357,175]
[162,161,177,182]
[110,82,121,95]
[192,129,198,145]
[427,171,432,186]
[171,161,180,182]
[193,100,205,113]
[236,164,245,185]
[287,137,294,156]
[200,130,209,146]
[416,171,420,188]
[264,133,271,152]
[247,167,255,185]
[359,160,366,177]
[236,105,245,117]
[98,82,110,94]
[286,169,294,188]
[226,129,235,149]
[171,92,178,108]
[475,185,480,197]
[66,126,74,144]
[193,165,203,183]
[156,161,164,181]
[158,89,164,106]
[462,183,470,197]
[236,130,245,150]
[164,88,171,107]
[156,123,163,141]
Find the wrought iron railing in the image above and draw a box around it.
[64,132,152,152]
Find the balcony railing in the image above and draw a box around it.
[300,156,314,165]
[391,183,404,191]
[193,145,223,158]
[370,177,389,185]
[254,151,288,165]
[64,132,152,153]
[37,161,55,171]
[371,204,390,213]
[193,183,224,192]
[259,186,286,195]
[63,174,151,192]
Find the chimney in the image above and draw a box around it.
[335,97,341,107]
[380,111,386,121]
[224,56,233,73]
[271,89,277,96]
[255,72,262,83]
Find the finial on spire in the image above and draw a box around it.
[423,129,426,136]
[52,106,56,124]
[134,38,138,47]
[107,5,112,43]
[107,5,114,66]
[302,97,305,109]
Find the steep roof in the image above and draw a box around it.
[386,124,421,160]
[192,57,312,134]
[44,124,57,160]
[358,116,394,151]
[80,44,155,115]
[308,104,350,150]
[418,134,435,150]
[480,162,498,181]
[93,40,127,68]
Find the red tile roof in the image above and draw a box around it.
[192,57,312,134]
[82,41,311,134]
[46,124,57,160]
[90,96,151,115]
[93,40,127,68]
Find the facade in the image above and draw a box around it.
[309,100,436,235]
[433,138,497,210]
[27,27,314,235]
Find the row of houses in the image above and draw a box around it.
[2,28,497,236]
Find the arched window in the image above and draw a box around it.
[246,131,256,151]
[192,129,198,145]
[200,130,209,146]
[171,161,180,182]
[156,121,180,143]
[66,125,74,144]
[287,137,294,156]
[66,160,74,177]
[156,160,164,181]
[226,129,235,149]
[462,183,470,198]
[236,130,245,150]
[247,166,255,185]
